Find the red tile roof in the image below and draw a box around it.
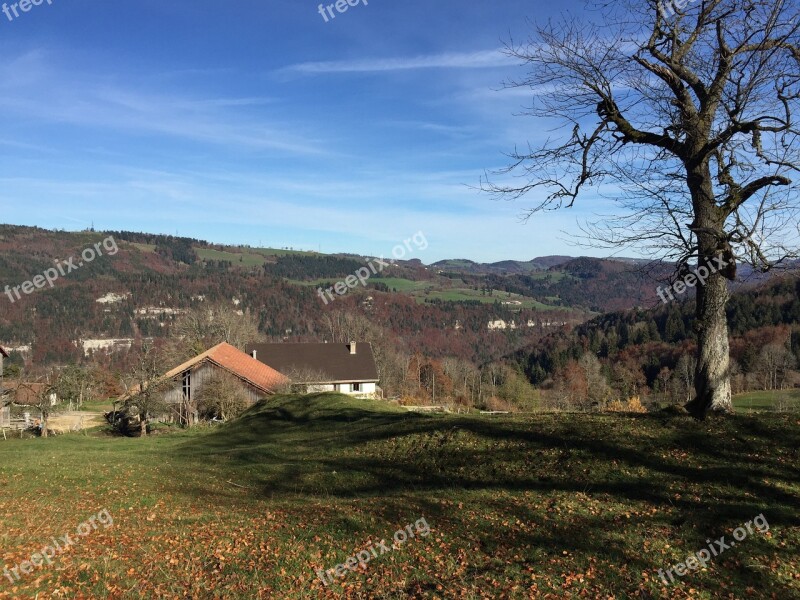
[120,343,288,401]
[162,342,289,394]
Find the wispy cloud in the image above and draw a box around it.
[0,51,323,156]
[282,49,512,74]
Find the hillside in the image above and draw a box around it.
[0,394,796,598]
[0,225,580,368]
[2,224,796,391]
[508,273,800,411]
[431,255,574,274]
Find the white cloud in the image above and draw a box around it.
[282,49,513,74]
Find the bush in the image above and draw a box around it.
[604,396,648,413]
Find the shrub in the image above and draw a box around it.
[605,396,648,413]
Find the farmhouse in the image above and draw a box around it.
[246,342,381,398]
[120,342,288,425]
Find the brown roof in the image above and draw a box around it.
[165,342,288,393]
[245,342,379,383]
[4,382,53,406]
[121,342,288,401]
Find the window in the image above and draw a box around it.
[352,383,361,392]
[182,371,191,401]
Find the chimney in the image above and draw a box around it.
[251,350,257,360]
[349,341,357,355]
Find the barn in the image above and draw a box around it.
[120,342,288,426]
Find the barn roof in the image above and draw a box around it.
[3,382,52,406]
[120,342,288,401]
[164,342,288,393]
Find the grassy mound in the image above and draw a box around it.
[0,394,797,598]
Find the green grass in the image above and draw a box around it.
[413,287,559,309]
[285,275,563,310]
[129,243,157,253]
[77,400,114,413]
[250,247,316,257]
[195,247,269,268]
[373,277,436,293]
[733,389,800,413]
[0,393,797,598]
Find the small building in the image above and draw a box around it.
[4,382,58,407]
[246,342,381,398]
[119,342,288,426]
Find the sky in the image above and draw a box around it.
[0,0,615,264]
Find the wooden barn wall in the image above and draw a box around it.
[161,362,266,407]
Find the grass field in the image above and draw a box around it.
[286,276,562,310]
[194,248,270,268]
[733,389,800,413]
[0,394,797,599]
[413,288,559,310]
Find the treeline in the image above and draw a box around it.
[484,259,674,312]
[105,231,200,265]
[264,255,370,280]
[512,276,800,409]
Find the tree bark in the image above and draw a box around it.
[686,268,733,417]
[685,166,734,418]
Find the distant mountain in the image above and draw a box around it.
[1,224,794,368]
[432,256,574,275]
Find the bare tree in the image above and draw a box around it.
[273,366,332,394]
[673,353,698,403]
[321,308,397,389]
[171,303,261,361]
[196,371,251,421]
[756,342,797,390]
[120,342,169,436]
[19,375,59,438]
[484,0,800,417]
[53,365,97,411]
[657,366,673,403]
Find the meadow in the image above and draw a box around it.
[0,394,797,599]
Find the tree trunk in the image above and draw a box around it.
[685,166,734,418]
[140,417,147,437]
[686,262,734,417]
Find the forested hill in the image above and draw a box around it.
[0,225,577,366]
[1,224,794,376]
[512,274,800,402]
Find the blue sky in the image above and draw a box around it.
[0,0,611,263]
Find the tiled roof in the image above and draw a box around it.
[245,342,379,383]
[3,382,51,406]
[120,343,288,401]
[162,342,288,394]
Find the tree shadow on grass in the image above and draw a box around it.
[167,399,799,596]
